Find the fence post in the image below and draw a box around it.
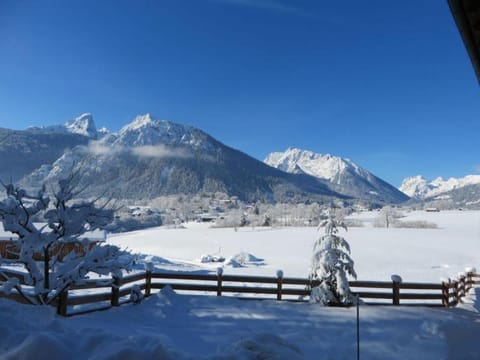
[57,289,68,316]
[391,274,402,306]
[465,267,475,292]
[459,273,466,298]
[145,262,153,298]
[111,274,121,307]
[453,279,459,306]
[276,270,283,301]
[448,278,454,306]
[441,278,449,308]
[217,267,223,297]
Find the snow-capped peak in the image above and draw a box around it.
[398,176,430,199]
[65,113,97,138]
[264,147,358,183]
[121,113,156,132]
[26,113,100,138]
[399,174,480,199]
[264,147,409,203]
[114,113,212,150]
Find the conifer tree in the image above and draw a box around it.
[309,213,357,305]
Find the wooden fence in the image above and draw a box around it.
[54,270,480,315]
[1,268,478,316]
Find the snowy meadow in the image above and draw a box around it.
[109,210,480,283]
[2,210,480,359]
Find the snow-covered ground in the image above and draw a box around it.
[109,210,480,283]
[3,287,480,359]
[2,210,480,359]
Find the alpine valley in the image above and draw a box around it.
[3,113,409,206]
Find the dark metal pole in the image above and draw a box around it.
[356,295,360,360]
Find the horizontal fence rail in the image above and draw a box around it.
[0,267,477,316]
[59,269,479,316]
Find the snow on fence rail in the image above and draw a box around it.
[1,269,478,316]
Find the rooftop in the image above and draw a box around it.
[449,0,480,83]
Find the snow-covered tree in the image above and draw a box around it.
[0,175,133,305]
[262,213,271,227]
[309,214,357,305]
[374,206,404,228]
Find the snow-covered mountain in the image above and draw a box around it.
[100,114,215,154]
[18,114,345,203]
[4,113,414,204]
[0,131,89,184]
[65,113,99,138]
[399,175,480,200]
[265,148,364,183]
[26,113,101,139]
[265,148,409,204]
[0,114,106,182]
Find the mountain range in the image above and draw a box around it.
[13,114,345,203]
[2,113,409,205]
[264,148,409,204]
[399,175,480,208]
[0,114,95,183]
[399,175,480,199]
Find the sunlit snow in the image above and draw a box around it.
[2,210,480,359]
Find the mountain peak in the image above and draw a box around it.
[399,176,429,198]
[400,174,480,199]
[265,147,409,204]
[265,148,348,182]
[125,113,157,130]
[65,113,97,138]
[115,113,212,150]
[119,113,179,134]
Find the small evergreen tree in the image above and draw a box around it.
[239,212,248,227]
[309,214,357,305]
[262,213,271,227]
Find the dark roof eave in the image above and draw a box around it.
[448,0,480,83]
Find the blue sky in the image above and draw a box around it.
[0,0,479,186]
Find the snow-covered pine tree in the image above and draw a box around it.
[0,175,133,305]
[309,214,357,305]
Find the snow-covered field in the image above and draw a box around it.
[109,210,480,283]
[2,210,480,359]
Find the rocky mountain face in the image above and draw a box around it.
[64,113,99,138]
[265,148,409,204]
[0,114,104,182]
[399,175,480,209]
[25,113,101,138]
[4,113,412,205]
[399,175,480,199]
[18,114,345,203]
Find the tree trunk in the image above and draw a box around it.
[43,247,50,290]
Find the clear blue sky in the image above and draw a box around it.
[0,0,479,186]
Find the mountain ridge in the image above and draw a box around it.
[265,147,409,204]
[3,113,407,205]
[399,175,480,199]
[16,114,346,203]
